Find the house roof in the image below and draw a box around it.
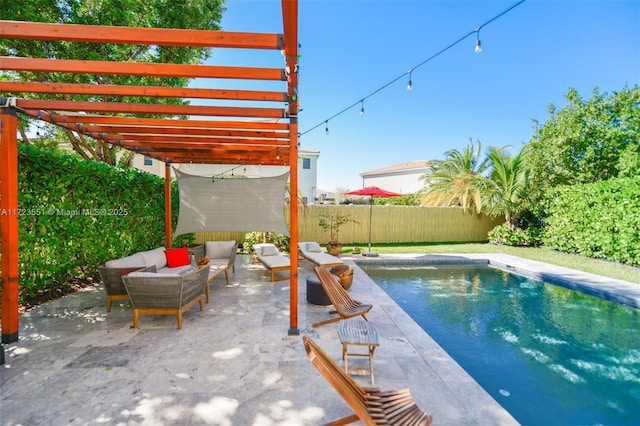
[360,160,430,177]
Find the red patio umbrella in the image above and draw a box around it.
[343,186,402,257]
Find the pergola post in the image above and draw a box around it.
[288,120,299,336]
[165,162,172,248]
[1,103,20,344]
[283,0,300,336]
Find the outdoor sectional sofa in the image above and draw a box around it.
[98,241,237,311]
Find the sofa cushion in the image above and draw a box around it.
[303,251,343,266]
[126,271,180,278]
[306,242,323,253]
[259,254,289,269]
[140,247,167,270]
[164,247,190,268]
[157,265,195,275]
[105,253,145,269]
[205,241,236,259]
[260,245,279,256]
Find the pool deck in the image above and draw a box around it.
[1,253,638,425]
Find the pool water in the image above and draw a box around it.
[360,264,640,426]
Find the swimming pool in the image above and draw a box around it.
[359,264,640,426]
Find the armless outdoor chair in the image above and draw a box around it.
[312,265,372,328]
[303,335,433,425]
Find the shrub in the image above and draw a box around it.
[488,224,543,247]
[242,231,290,253]
[15,144,193,298]
[542,177,640,266]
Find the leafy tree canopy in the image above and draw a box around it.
[0,0,227,165]
[525,85,640,194]
[420,138,489,214]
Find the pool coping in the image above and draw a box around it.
[344,252,640,310]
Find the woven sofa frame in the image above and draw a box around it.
[122,266,209,329]
[98,265,156,312]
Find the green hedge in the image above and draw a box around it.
[542,177,640,266]
[13,144,193,297]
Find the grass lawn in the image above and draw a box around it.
[347,242,640,285]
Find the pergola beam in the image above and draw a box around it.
[79,126,289,139]
[93,135,291,146]
[16,99,285,119]
[2,57,285,81]
[144,151,289,166]
[0,20,284,50]
[21,111,289,130]
[0,81,287,102]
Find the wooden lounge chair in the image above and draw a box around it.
[253,243,290,282]
[303,335,433,426]
[312,265,372,327]
[299,241,343,267]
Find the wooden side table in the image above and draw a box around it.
[338,319,380,385]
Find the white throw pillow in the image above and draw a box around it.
[260,245,280,256]
[306,242,323,253]
[140,247,167,269]
[205,240,236,259]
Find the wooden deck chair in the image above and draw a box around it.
[312,266,372,328]
[303,335,433,426]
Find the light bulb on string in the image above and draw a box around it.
[296,0,526,139]
[360,100,365,116]
[475,28,482,53]
[325,121,329,135]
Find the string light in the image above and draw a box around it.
[325,121,329,135]
[299,0,526,137]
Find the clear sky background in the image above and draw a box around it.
[197,0,639,193]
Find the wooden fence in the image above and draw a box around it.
[194,205,503,246]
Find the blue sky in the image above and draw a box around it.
[201,0,639,192]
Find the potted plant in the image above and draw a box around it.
[318,211,357,256]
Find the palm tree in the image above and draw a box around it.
[483,145,531,228]
[420,139,489,213]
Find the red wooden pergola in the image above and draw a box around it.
[0,0,301,343]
